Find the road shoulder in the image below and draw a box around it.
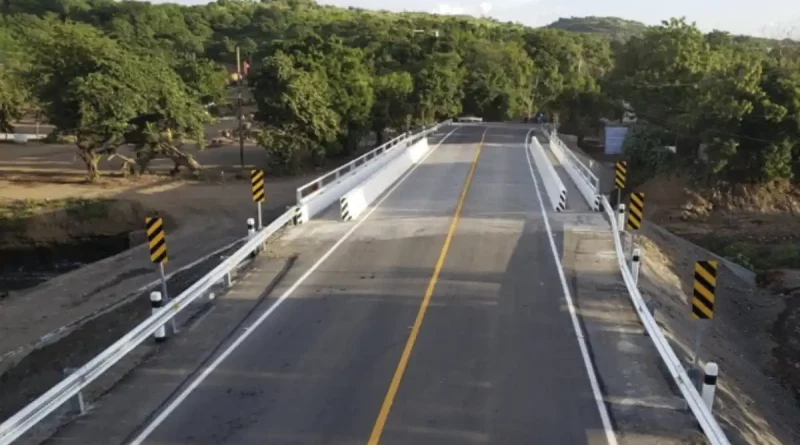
[562,226,703,445]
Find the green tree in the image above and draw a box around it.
[124,55,211,175]
[175,57,229,107]
[412,51,464,124]
[27,22,144,179]
[461,40,534,121]
[251,50,339,173]
[371,71,414,143]
[0,66,26,133]
[28,21,208,179]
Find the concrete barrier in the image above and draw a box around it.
[527,134,567,212]
[547,132,601,211]
[295,137,411,223]
[294,121,451,223]
[340,138,430,221]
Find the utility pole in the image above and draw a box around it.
[236,46,245,169]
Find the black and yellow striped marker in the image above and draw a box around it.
[692,260,718,319]
[626,192,644,230]
[615,161,627,189]
[145,217,168,264]
[251,169,265,203]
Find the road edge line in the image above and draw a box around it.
[523,129,619,445]
[127,126,461,445]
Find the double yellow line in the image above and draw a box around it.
[367,129,488,444]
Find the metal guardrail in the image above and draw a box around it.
[547,127,730,442]
[602,195,730,444]
[0,209,296,445]
[0,122,450,445]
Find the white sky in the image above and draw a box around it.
[148,0,800,38]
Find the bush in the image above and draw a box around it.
[622,125,677,187]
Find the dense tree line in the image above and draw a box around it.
[2,0,800,185]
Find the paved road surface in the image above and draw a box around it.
[129,124,611,444]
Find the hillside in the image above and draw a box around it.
[546,16,648,40]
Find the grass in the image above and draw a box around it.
[694,234,800,271]
[0,198,114,231]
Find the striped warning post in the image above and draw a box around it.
[556,190,567,212]
[692,260,718,319]
[145,217,168,264]
[615,161,627,190]
[293,206,303,225]
[251,169,265,203]
[626,192,644,230]
[340,197,352,221]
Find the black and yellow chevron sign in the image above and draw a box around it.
[615,161,627,190]
[251,169,265,203]
[145,217,168,264]
[626,192,644,230]
[692,260,718,319]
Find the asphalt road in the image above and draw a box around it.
[132,124,611,444]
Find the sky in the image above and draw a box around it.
[149,0,800,39]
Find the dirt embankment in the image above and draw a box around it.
[0,198,166,293]
[638,175,800,271]
[633,174,800,439]
[639,230,800,444]
[0,198,167,247]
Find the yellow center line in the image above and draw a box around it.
[366,128,488,445]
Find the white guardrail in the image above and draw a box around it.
[0,133,46,142]
[0,121,451,445]
[602,196,730,444]
[0,209,295,445]
[546,130,601,211]
[294,122,450,223]
[544,126,729,443]
[526,131,567,212]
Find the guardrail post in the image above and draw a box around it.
[631,248,641,285]
[702,362,718,411]
[224,271,233,288]
[63,367,86,415]
[617,203,626,232]
[150,291,167,342]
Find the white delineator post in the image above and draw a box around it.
[247,217,257,258]
[631,248,641,285]
[617,203,626,233]
[702,362,718,410]
[247,217,255,236]
[150,291,166,343]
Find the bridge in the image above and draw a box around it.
[0,122,729,445]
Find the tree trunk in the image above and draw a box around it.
[108,153,138,176]
[76,146,101,181]
[375,129,385,146]
[162,144,202,173]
